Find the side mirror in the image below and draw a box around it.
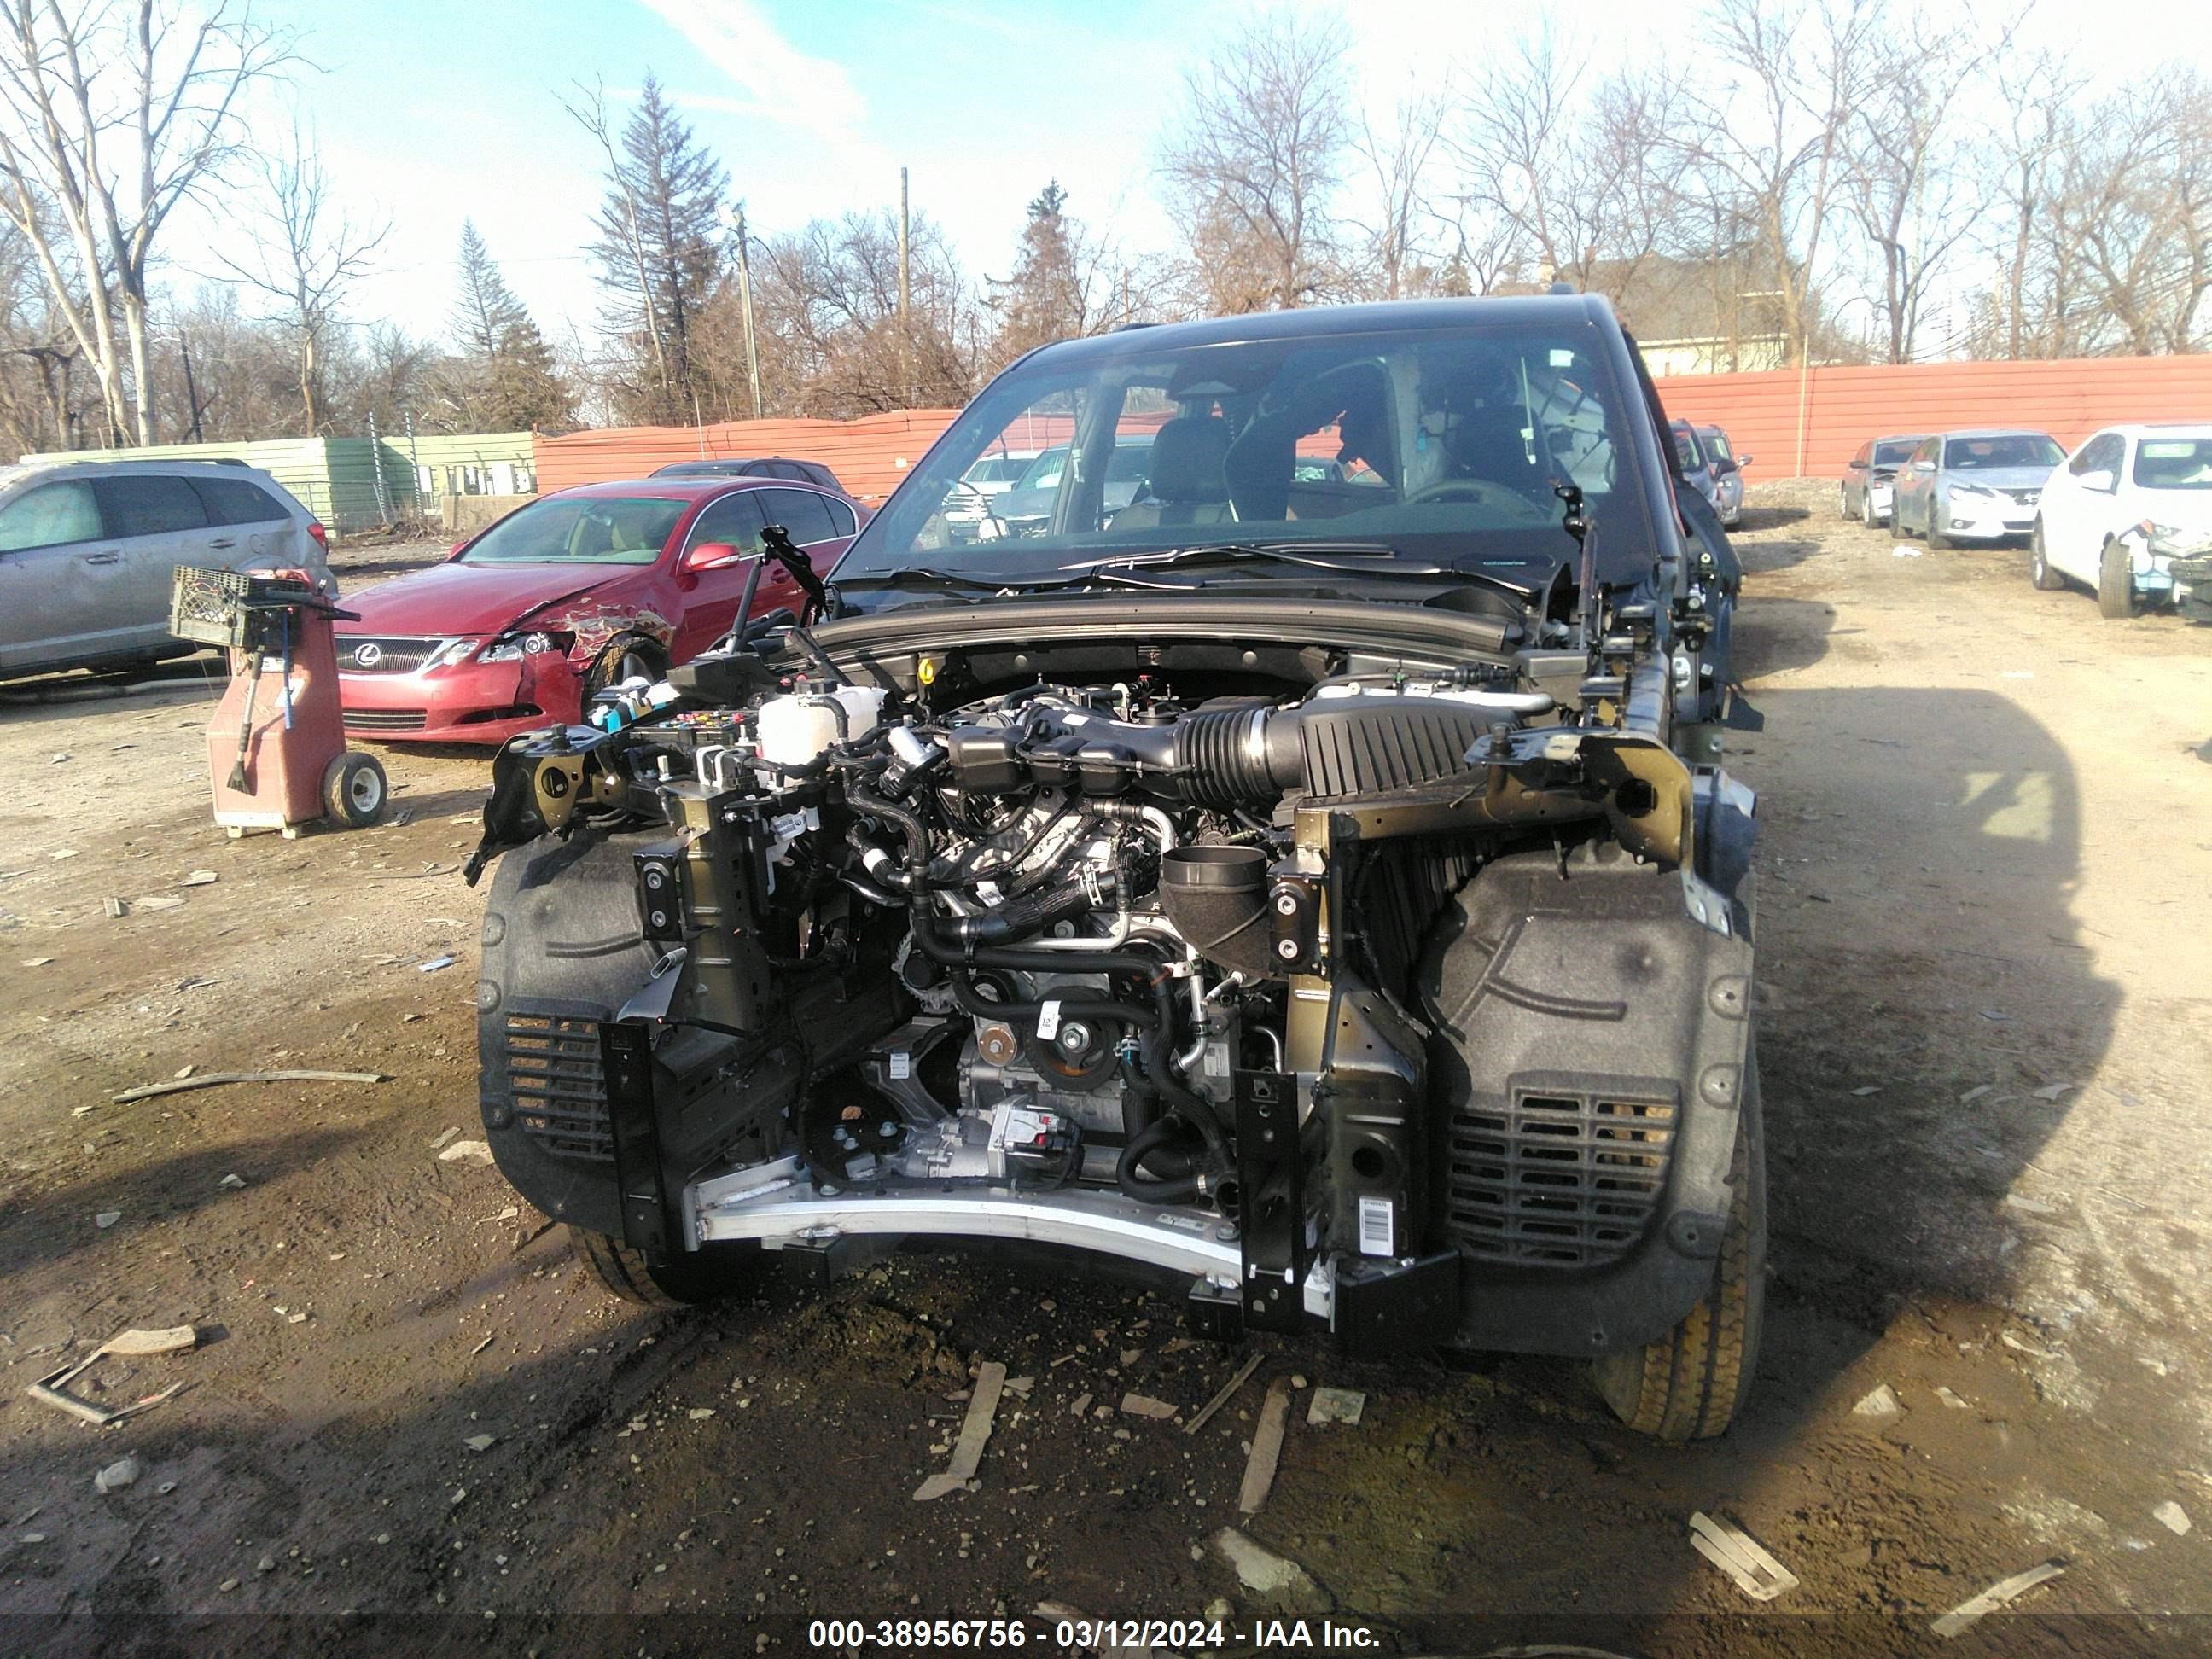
[684,540,746,573]
[1737,454,1754,469]
[2077,469,2116,494]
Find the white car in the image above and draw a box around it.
[941,449,1039,533]
[2033,424,2212,621]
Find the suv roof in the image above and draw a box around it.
[649,457,844,486]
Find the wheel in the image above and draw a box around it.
[1861,491,1879,529]
[2030,521,2066,590]
[1838,485,1852,521]
[2098,538,2135,619]
[569,1225,755,1308]
[583,634,668,701]
[1592,1042,1767,1441]
[1889,499,1905,540]
[1924,500,1950,550]
[322,751,387,828]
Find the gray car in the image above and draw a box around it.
[0,458,335,681]
[1889,430,2064,550]
[1697,423,1750,528]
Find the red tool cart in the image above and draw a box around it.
[171,566,389,839]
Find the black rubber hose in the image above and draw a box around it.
[847,784,929,886]
[907,911,1170,981]
[945,968,1159,1032]
[1116,1120,1201,1203]
[1145,978,1229,1165]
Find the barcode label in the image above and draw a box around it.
[888,1051,911,1080]
[1358,1196,1394,1258]
[1035,1000,1062,1041]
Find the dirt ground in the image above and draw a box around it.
[0,500,2207,1656]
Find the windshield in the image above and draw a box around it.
[1673,427,1705,469]
[1945,434,2063,471]
[963,456,1030,485]
[2133,438,2212,490]
[837,318,1644,588]
[1700,429,1733,463]
[460,495,686,564]
[1873,439,1922,468]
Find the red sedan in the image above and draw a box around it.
[335,478,865,744]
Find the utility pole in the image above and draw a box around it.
[736,202,763,421]
[899,166,913,406]
[718,201,765,421]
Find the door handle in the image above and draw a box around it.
[208,538,236,550]
[81,550,121,566]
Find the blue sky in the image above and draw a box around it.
[178,0,2204,353]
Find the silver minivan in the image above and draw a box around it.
[0,459,335,680]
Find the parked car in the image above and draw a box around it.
[1670,419,1723,517]
[1839,434,1929,527]
[1697,423,1751,528]
[650,457,847,492]
[463,294,1762,1441]
[982,436,1155,537]
[335,479,866,743]
[2032,425,2212,620]
[940,449,1040,537]
[1890,430,2064,550]
[0,458,334,682]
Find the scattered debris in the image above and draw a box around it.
[469,1335,494,1358]
[437,1139,494,1167]
[1930,1559,2064,1638]
[1935,1386,1972,1410]
[2153,1501,2192,1537]
[1852,1383,1903,1418]
[94,1456,140,1493]
[1850,1084,1881,1097]
[1211,1528,1327,1610]
[1069,1392,1092,1418]
[1239,1377,1292,1516]
[428,1127,462,1150]
[688,1407,716,1421]
[174,1065,196,1080]
[27,1324,199,1425]
[1306,1387,1366,1427]
[256,1554,276,1575]
[1892,545,1923,557]
[915,1360,1005,1501]
[95,1211,121,1230]
[2004,1193,2057,1215]
[216,1173,246,1190]
[102,897,127,918]
[110,1070,388,1104]
[463,1435,497,1452]
[417,954,457,973]
[50,848,79,860]
[2001,1330,2052,1358]
[1688,1512,1799,1602]
[178,870,219,887]
[449,1487,468,1507]
[1959,1085,1993,1104]
[1118,1393,1177,1420]
[21,957,54,968]
[135,896,183,912]
[2031,1081,2076,1101]
[1185,1352,1266,1437]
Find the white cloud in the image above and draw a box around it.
[632,0,867,141]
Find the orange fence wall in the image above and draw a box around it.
[1652,355,2212,478]
[534,356,2212,503]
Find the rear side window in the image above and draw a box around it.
[802,463,842,491]
[821,497,857,538]
[193,476,288,526]
[759,487,838,545]
[0,480,101,550]
[687,489,769,553]
[92,475,208,537]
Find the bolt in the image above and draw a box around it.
[1057,1022,1091,1053]
[1272,892,1298,917]
[1275,938,1300,961]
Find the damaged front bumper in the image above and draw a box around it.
[339,649,587,743]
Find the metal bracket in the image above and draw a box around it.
[602,1019,676,1255]
[1235,1069,1306,1333]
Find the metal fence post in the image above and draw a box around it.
[367,412,393,526]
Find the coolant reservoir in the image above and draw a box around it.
[756,684,887,765]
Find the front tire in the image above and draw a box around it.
[1861,492,1879,529]
[1924,502,1951,550]
[1592,1045,1767,1441]
[2098,538,2136,619]
[570,1226,757,1308]
[583,634,669,702]
[2030,521,2066,590]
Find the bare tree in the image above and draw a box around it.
[1351,80,1449,301]
[213,127,387,435]
[0,0,291,445]
[1669,0,1886,364]
[1158,13,1352,312]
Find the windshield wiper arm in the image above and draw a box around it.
[1059,541,1444,577]
[828,567,1091,595]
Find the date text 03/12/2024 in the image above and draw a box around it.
[804,1619,1384,1650]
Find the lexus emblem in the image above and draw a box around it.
[352,642,382,667]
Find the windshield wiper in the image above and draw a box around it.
[1059,541,1447,578]
[828,567,1092,595]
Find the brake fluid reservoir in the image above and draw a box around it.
[756,684,887,765]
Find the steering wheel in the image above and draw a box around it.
[1404,478,1556,522]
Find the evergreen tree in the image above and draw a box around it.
[583,73,728,425]
[989,182,1091,365]
[447,220,573,430]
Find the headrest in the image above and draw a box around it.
[1146,416,1231,504]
